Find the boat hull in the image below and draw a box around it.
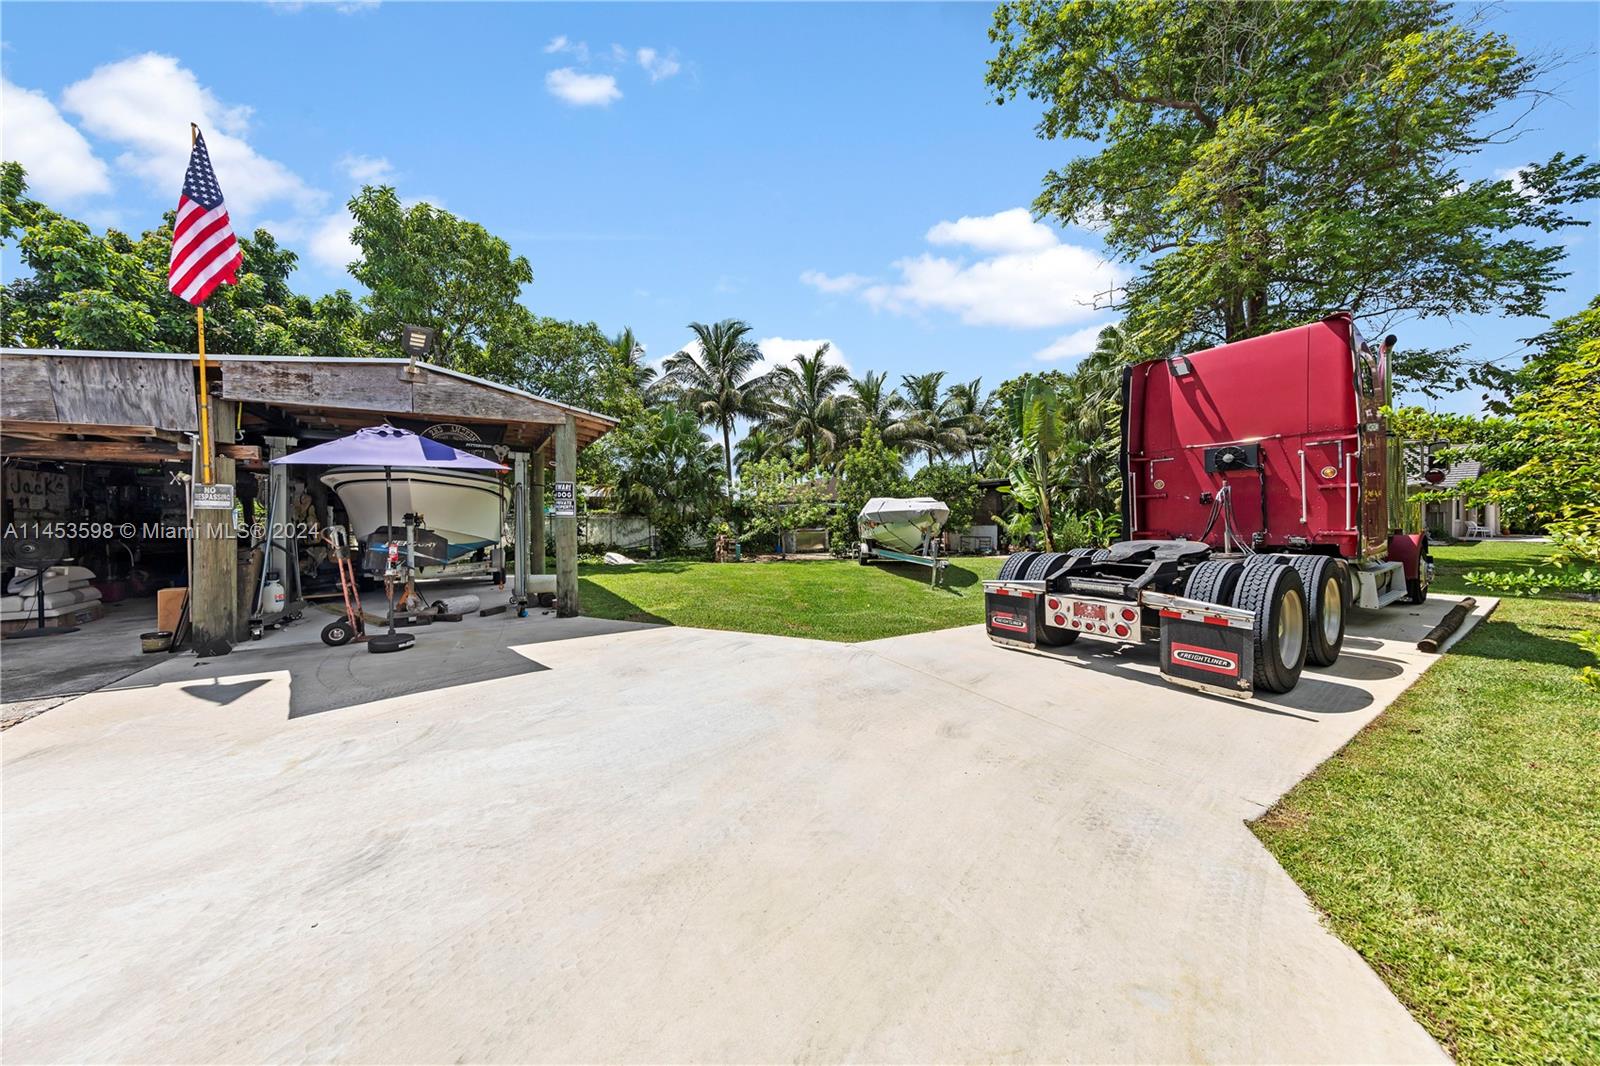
[320,467,509,563]
[858,497,951,553]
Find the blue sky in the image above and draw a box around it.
[2,1,1596,414]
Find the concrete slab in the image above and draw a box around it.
[1,595,1492,1063]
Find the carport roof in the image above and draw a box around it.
[0,347,617,457]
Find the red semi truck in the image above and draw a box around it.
[983,313,1432,697]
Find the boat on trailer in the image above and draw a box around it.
[320,466,509,575]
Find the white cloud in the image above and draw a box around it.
[814,207,1127,330]
[545,68,621,107]
[800,269,870,294]
[925,207,1057,253]
[544,36,590,62]
[306,210,358,271]
[754,336,850,377]
[636,47,681,82]
[1033,323,1113,363]
[0,77,112,200]
[1495,164,1535,198]
[59,53,322,221]
[338,153,393,184]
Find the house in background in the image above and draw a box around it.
[1412,458,1502,539]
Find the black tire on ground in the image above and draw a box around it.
[1280,555,1345,667]
[1024,551,1070,582]
[321,619,355,647]
[1037,626,1080,647]
[1231,563,1308,694]
[997,551,1041,581]
[1406,554,1431,604]
[1184,559,1245,605]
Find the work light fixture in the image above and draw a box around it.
[401,324,436,358]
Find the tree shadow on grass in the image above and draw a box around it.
[1447,617,1598,669]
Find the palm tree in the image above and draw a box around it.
[611,327,656,395]
[764,344,851,468]
[844,371,905,447]
[658,319,771,500]
[893,371,968,463]
[734,427,786,472]
[615,406,726,549]
[944,377,995,471]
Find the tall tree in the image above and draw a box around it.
[658,319,771,499]
[893,371,968,463]
[987,0,1600,394]
[844,370,906,447]
[610,326,657,395]
[764,343,851,468]
[944,377,995,471]
[347,185,533,368]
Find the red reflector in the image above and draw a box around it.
[1114,623,1129,637]
[1053,614,1066,626]
[1070,619,1080,628]
[1099,624,1109,633]
[1159,609,1182,620]
[1019,591,1036,598]
[1121,608,1137,622]
[1203,614,1230,626]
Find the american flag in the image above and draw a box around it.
[169,130,243,306]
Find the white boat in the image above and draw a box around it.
[320,467,509,565]
[858,497,950,554]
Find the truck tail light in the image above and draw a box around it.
[1114,624,1130,637]
[1121,608,1137,622]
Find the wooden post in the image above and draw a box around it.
[511,451,529,604]
[190,450,237,657]
[531,443,547,576]
[554,416,578,618]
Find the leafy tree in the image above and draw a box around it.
[998,377,1070,551]
[738,454,833,552]
[658,318,772,500]
[610,326,657,395]
[763,343,851,468]
[893,371,969,462]
[943,377,996,471]
[2,162,371,357]
[843,370,906,449]
[346,185,533,368]
[611,405,726,553]
[987,0,1600,394]
[734,427,789,472]
[827,424,910,555]
[1393,297,1600,565]
[909,462,982,534]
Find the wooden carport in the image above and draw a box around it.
[1,348,616,655]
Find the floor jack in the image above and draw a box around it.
[319,527,368,647]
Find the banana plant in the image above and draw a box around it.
[1001,378,1067,552]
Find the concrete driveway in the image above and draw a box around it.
[1,595,1491,1063]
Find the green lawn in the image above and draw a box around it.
[1254,540,1600,1065]
[579,555,1004,642]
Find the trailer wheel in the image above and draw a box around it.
[997,551,1041,581]
[1037,626,1080,647]
[1231,563,1308,693]
[1280,556,1346,667]
[1184,559,1244,605]
[1089,548,1112,561]
[1406,552,1431,603]
[321,619,356,647]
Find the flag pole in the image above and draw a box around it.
[191,122,214,485]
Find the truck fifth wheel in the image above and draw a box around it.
[984,313,1433,697]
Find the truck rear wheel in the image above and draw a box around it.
[1184,559,1244,605]
[1281,556,1346,667]
[1231,563,1308,694]
[1024,552,1073,583]
[997,551,1040,581]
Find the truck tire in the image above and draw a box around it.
[1089,548,1112,561]
[997,551,1041,581]
[1037,626,1080,647]
[1024,552,1072,583]
[1185,559,1244,605]
[1281,555,1346,667]
[1067,547,1098,558]
[1406,550,1431,603]
[1231,563,1308,694]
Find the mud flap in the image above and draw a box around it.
[1153,596,1256,699]
[983,580,1046,650]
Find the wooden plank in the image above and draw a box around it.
[219,444,262,460]
[0,437,190,463]
[190,455,237,657]
[220,359,414,414]
[554,417,578,617]
[530,444,546,576]
[412,368,566,424]
[0,420,183,441]
[0,356,58,421]
[48,357,196,431]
